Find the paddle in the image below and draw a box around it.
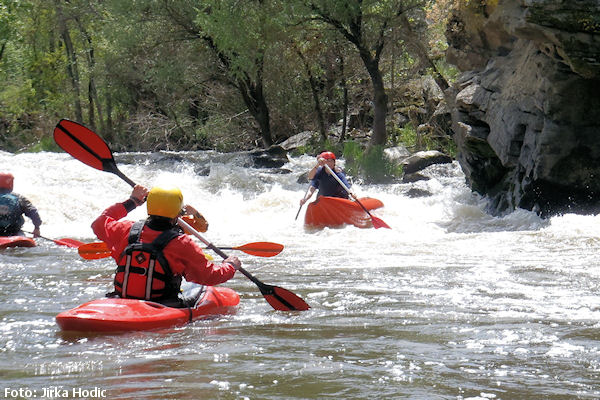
[24,231,83,248]
[323,164,391,229]
[295,185,311,220]
[78,241,284,260]
[178,218,310,311]
[78,242,111,259]
[78,242,216,261]
[54,119,309,311]
[54,119,136,186]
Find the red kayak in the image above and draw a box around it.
[56,286,239,332]
[304,196,384,229]
[0,235,36,249]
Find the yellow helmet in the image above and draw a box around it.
[147,186,183,219]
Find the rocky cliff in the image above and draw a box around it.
[446,0,600,216]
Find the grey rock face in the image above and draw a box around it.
[447,0,600,216]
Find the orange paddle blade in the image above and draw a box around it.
[78,242,111,260]
[230,242,284,257]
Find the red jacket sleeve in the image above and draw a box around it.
[163,234,236,286]
[91,202,135,261]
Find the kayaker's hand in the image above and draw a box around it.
[224,256,241,270]
[130,185,149,206]
[32,227,40,238]
[300,198,307,206]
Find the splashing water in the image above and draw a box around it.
[1,150,599,399]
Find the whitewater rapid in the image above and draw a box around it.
[1,149,599,399]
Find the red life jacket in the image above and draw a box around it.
[114,221,182,301]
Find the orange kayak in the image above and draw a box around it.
[56,286,239,332]
[0,235,36,249]
[304,196,384,229]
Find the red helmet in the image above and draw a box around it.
[318,151,336,160]
[0,173,14,190]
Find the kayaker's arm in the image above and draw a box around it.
[299,185,316,206]
[308,159,326,180]
[171,235,238,286]
[91,185,147,246]
[18,195,42,236]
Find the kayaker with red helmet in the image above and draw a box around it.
[0,172,42,237]
[91,184,240,307]
[300,151,353,206]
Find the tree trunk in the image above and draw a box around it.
[339,54,348,143]
[55,1,83,122]
[105,93,114,142]
[191,27,274,148]
[341,85,348,142]
[77,19,104,132]
[238,76,273,148]
[88,81,95,130]
[400,14,449,92]
[296,49,327,141]
[360,52,388,146]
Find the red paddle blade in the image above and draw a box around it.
[261,286,311,311]
[54,119,136,187]
[78,242,111,260]
[54,238,85,248]
[233,242,284,257]
[371,215,391,229]
[53,119,115,172]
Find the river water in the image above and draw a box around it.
[0,150,599,400]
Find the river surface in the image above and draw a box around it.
[1,150,599,400]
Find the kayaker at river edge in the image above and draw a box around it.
[299,151,354,206]
[0,172,42,237]
[92,184,240,307]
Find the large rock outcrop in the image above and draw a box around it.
[446,0,600,216]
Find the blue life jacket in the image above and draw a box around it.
[311,168,350,199]
[0,193,23,235]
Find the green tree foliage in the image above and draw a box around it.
[287,0,441,148]
[0,0,454,158]
[194,0,282,147]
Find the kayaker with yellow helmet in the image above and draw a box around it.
[0,172,42,237]
[91,184,240,307]
[300,151,353,206]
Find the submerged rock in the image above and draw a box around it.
[248,145,289,168]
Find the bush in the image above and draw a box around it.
[343,141,401,184]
